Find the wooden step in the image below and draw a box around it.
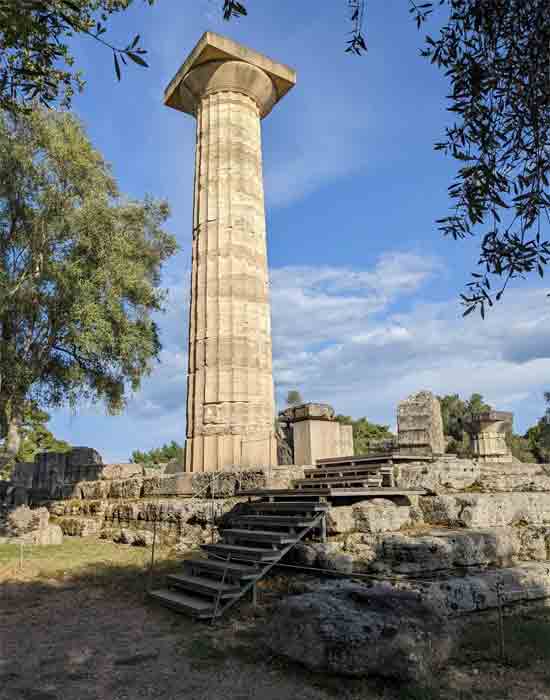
[248,501,329,513]
[221,528,297,545]
[148,588,215,618]
[202,543,282,562]
[231,515,317,528]
[293,475,376,488]
[167,573,241,598]
[185,558,259,580]
[304,465,384,477]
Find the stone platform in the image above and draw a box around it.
[239,488,426,499]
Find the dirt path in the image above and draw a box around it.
[1,541,550,700]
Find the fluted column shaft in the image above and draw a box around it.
[185,88,276,471]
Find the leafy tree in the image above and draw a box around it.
[0,0,152,113]
[4,2,549,313]
[438,392,492,456]
[286,389,303,407]
[0,399,70,478]
[335,415,394,456]
[14,400,71,462]
[130,440,183,467]
[507,433,538,464]
[522,392,550,464]
[0,107,177,457]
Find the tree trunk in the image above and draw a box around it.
[5,399,22,457]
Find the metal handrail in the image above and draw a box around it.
[208,510,327,620]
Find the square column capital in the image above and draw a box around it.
[164,32,296,117]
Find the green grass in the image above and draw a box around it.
[0,537,180,593]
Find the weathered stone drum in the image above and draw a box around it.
[164,33,296,471]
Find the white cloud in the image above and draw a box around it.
[271,266,550,432]
[52,249,550,460]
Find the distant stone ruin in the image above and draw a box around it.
[467,410,514,463]
[397,390,445,456]
[278,403,354,465]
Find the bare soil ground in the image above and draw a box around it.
[1,539,550,700]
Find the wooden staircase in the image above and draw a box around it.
[149,498,329,620]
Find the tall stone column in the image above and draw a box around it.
[164,33,296,472]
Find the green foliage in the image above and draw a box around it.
[335,415,394,456]
[15,400,71,462]
[1,399,70,479]
[130,440,183,468]
[285,389,303,407]
[0,107,177,450]
[410,1,550,316]
[508,433,538,464]
[0,0,154,112]
[438,393,492,457]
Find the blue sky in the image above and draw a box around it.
[49,1,550,461]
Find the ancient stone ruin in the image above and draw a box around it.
[467,410,514,463]
[278,403,354,465]
[165,32,296,472]
[397,390,445,456]
[1,30,550,682]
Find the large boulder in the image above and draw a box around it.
[264,582,454,682]
[369,528,520,574]
[420,493,550,528]
[328,499,410,535]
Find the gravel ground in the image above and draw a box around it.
[1,541,550,700]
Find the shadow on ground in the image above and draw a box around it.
[1,539,550,700]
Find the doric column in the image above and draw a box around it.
[164,33,296,472]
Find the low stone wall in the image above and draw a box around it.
[395,458,481,493]
[0,505,63,545]
[50,495,248,546]
[419,493,550,528]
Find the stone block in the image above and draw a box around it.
[108,478,143,499]
[397,391,445,456]
[264,465,306,489]
[191,469,266,498]
[293,419,349,465]
[420,493,550,528]
[468,411,513,463]
[66,447,103,467]
[328,499,411,535]
[280,403,335,422]
[370,528,521,574]
[101,463,143,480]
[339,424,354,456]
[142,474,193,497]
[395,458,481,493]
[393,562,550,616]
[11,462,36,488]
[58,517,101,537]
[77,480,110,500]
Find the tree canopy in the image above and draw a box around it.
[438,392,492,456]
[0,0,151,113]
[130,440,183,468]
[2,2,549,313]
[0,400,70,478]
[521,392,550,464]
[335,415,394,456]
[285,389,303,407]
[0,107,176,455]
